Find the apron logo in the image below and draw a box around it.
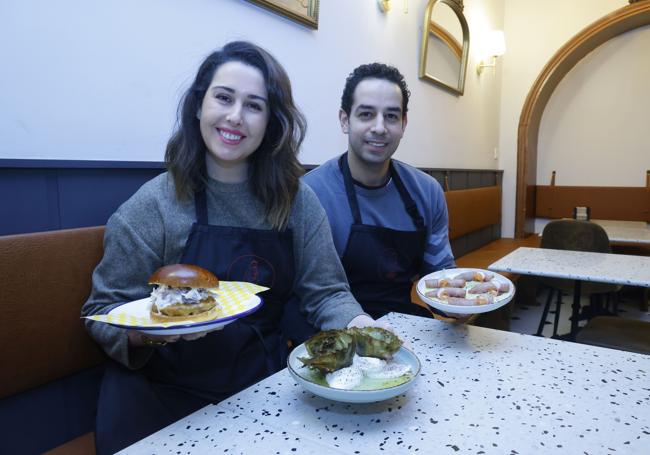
[249,259,259,282]
[378,248,409,281]
[228,254,275,287]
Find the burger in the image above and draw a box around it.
[148,264,220,322]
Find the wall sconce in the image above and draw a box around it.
[377,0,392,13]
[477,30,506,75]
[377,0,409,14]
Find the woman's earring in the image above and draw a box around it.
[196,109,201,120]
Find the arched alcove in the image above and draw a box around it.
[515,1,650,238]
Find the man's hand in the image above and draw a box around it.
[434,312,477,324]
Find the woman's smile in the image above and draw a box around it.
[217,127,246,145]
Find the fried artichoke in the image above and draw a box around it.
[298,329,356,373]
[349,327,402,360]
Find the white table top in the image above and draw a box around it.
[121,313,650,455]
[591,219,649,229]
[591,219,650,245]
[488,247,650,287]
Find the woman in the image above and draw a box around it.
[82,41,372,454]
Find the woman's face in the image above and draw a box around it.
[199,61,270,176]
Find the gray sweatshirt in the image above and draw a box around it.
[81,172,365,368]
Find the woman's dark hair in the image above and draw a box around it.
[165,41,306,230]
[340,63,410,116]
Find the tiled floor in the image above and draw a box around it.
[509,285,650,338]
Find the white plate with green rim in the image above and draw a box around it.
[287,344,420,403]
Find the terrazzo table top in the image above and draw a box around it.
[488,247,650,287]
[591,219,650,245]
[121,313,650,455]
[591,219,649,229]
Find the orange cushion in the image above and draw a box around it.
[0,227,106,398]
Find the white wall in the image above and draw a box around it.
[538,25,650,187]
[5,1,646,238]
[498,0,635,237]
[1,0,504,171]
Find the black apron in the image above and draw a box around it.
[281,154,432,345]
[338,153,431,320]
[96,189,294,455]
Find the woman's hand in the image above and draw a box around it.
[127,327,224,347]
[347,314,412,348]
[346,314,392,331]
[128,331,180,347]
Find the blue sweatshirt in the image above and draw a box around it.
[303,156,455,276]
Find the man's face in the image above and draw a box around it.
[340,78,407,166]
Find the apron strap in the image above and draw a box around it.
[338,153,425,229]
[194,189,209,225]
[339,153,363,224]
[390,163,425,230]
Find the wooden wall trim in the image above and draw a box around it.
[515,1,650,238]
[535,185,650,222]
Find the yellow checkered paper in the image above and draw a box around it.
[85,281,268,328]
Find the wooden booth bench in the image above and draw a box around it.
[0,227,106,455]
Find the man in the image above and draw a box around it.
[304,63,455,321]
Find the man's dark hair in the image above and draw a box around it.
[340,63,410,116]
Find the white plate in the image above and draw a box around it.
[416,268,515,315]
[106,295,262,335]
[287,344,420,403]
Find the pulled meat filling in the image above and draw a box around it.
[150,284,215,310]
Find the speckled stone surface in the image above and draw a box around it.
[121,313,650,455]
[592,220,649,229]
[592,220,650,245]
[488,247,650,287]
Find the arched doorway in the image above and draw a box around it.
[515,1,650,238]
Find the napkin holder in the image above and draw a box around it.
[573,206,591,221]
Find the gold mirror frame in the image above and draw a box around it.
[245,0,320,29]
[419,0,470,96]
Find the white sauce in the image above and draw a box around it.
[325,365,364,389]
[364,362,412,380]
[353,355,386,373]
[324,355,411,389]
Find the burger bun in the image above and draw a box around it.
[148,264,219,289]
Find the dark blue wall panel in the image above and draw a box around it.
[1,169,59,235]
[1,160,503,245]
[0,160,165,236]
[57,168,164,230]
